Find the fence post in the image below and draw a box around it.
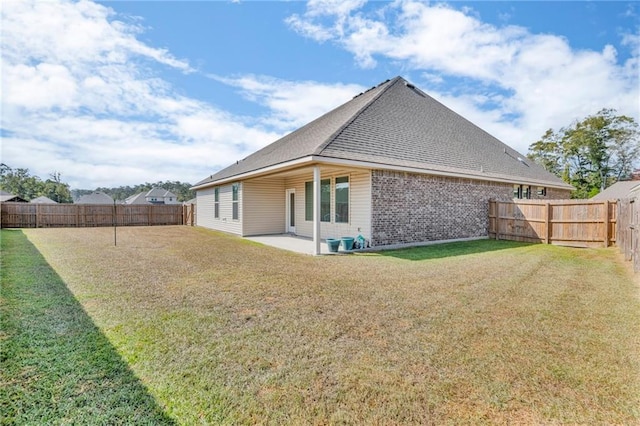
[494,200,500,240]
[545,202,552,244]
[603,200,610,248]
[488,199,495,239]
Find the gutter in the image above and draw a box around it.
[192,155,574,191]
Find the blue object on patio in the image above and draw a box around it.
[326,238,341,253]
[341,237,354,251]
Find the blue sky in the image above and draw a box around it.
[2,0,638,190]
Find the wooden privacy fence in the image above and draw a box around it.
[488,199,617,248]
[183,203,196,226]
[616,198,639,271]
[1,202,184,228]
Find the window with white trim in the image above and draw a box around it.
[232,183,239,220]
[304,179,330,222]
[214,187,219,219]
[335,176,349,223]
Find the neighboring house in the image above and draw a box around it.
[122,187,179,205]
[123,192,150,205]
[145,187,179,204]
[591,181,640,200]
[30,196,58,204]
[75,191,114,204]
[0,190,28,203]
[193,77,572,253]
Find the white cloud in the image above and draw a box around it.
[286,0,640,155]
[305,0,368,18]
[211,74,366,130]
[285,0,368,42]
[0,0,283,190]
[1,0,377,191]
[285,15,335,43]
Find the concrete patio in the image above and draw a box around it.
[245,234,345,255]
[245,234,489,256]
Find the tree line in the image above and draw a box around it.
[0,164,195,203]
[72,182,195,203]
[0,164,73,203]
[528,108,639,198]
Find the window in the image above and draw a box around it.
[335,176,349,223]
[514,184,532,199]
[305,179,330,221]
[232,183,239,220]
[537,187,547,197]
[214,187,219,219]
[513,184,522,199]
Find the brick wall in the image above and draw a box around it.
[371,170,513,246]
[540,187,572,200]
[516,185,572,200]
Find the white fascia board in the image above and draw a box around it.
[310,156,574,190]
[191,157,315,190]
[193,155,573,191]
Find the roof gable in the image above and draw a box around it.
[196,76,571,189]
[30,196,57,204]
[0,193,28,203]
[146,187,177,198]
[124,192,150,204]
[76,191,114,204]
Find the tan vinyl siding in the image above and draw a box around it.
[195,187,214,229]
[286,169,371,240]
[242,178,286,236]
[195,183,242,235]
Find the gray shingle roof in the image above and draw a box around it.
[0,193,28,202]
[146,187,177,198]
[124,192,150,204]
[591,181,640,200]
[30,196,58,204]
[75,191,114,204]
[196,76,571,189]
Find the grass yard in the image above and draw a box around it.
[2,226,639,424]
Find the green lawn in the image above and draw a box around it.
[2,226,639,424]
[0,229,174,425]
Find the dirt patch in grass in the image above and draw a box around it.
[5,226,640,424]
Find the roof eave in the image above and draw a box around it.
[313,156,574,190]
[192,155,574,191]
[191,156,317,190]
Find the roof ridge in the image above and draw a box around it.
[313,76,402,156]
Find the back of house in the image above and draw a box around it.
[193,77,571,250]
